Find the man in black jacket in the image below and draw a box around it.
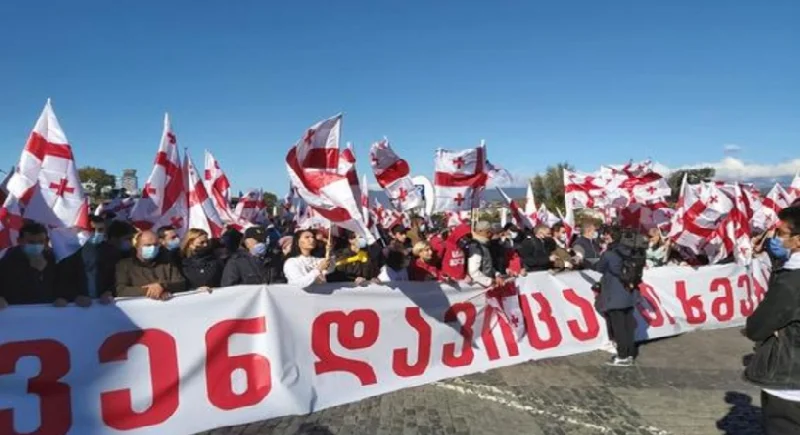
[745,206,800,434]
[0,222,65,308]
[58,215,117,306]
[573,222,602,266]
[517,224,556,272]
[221,226,284,286]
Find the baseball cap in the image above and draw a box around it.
[243,226,267,243]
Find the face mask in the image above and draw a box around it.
[119,240,133,252]
[766,237,790,261]
[508,231,518,240]
[194,245,213,257]
[89,232,105,245]
[356,238,368,249]
[250,242,267,257]
[140,245,159,260]
[22,243,45,257]
[419,224,427,233]
[166,239,181,251]
[558,234,567,242]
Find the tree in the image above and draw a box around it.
[262,191,278,210]
[78,166,116,199]
[539,162,574,213]
[667,168,715,202]
[531,175,547,206]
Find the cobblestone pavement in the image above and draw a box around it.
[199,328,763,435]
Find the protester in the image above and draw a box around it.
[388,224,411,253]
[0,222,65,308]
[517,224,557,272]
[221,226,284,286]
[283,229,334,287]
[218,228,243,263]
[58,215,117,306]
[440,224,472,281]
[552,222,570,249]
[115,230,186,299]
[107,220,136,257]
[181,228,223,291]
[645,227,670,268]
[157,225,182,266]
[744,206,800,433]
[329,231,381,284]
[573,221,602,265]
[594,226,641,367]
[378,245,410,282]
[409,241,445,281]
[467,221,503,287]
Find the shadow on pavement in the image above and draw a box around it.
[716,391,763,435]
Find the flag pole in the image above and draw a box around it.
[325,222,333,259]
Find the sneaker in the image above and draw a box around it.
[605,357,634,367]
[600,341,617,355]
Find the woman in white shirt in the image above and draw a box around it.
[283,230,333,287]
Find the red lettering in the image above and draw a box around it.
[312,309,379,385]
[675,280,707,324]
[710,278,735,322]
[753,270,768,303]
[205,318,272,410]
[99,329,179,430]
[0,340,71,435]
[481,304,520,361]
[520,293,563,350]
[562,288,600,341]
[637,283,668,327]
[392,307,432,377]
[738,274,755,317]
[442,302,476,367]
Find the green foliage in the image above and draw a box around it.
[667,167,716,202]
[77,166,116,199]
[530,162,574,213]
[261,191,278,209]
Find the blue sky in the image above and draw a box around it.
[1,1,798,192]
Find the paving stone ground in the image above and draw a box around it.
[199,327,763,435]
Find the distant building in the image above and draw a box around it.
[120,169,139,196]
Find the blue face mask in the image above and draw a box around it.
[766,237,790,261]
[166,239,181,251]
[22,243,45,257]
[141,245,160,260]
[89,232,105,245]
[250,242,267,257]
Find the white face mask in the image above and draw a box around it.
[508,231,518,239]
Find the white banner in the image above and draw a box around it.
[0,258,771,434]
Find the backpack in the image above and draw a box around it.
[616,230,648,291]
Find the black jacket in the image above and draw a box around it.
[58,242,120,300]
[517,236,553,272]
[0,247,60,305]
[329,244,382,282]
[745,267,800,388]
[220,250,285,287]
[182,253,224,289]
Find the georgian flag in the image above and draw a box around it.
[789,173,800,201]
[369,139,423,211]
[130,114,188,235]
[7,100,90,261]
[563,169,610,209]
[670,182,733,254]
[433,146,487,213]
[185,151,225,237]
[286,115,373,242]
[752,183,791,231]
[0,194,24,259]
[338,142,362,207]
[496,187,533,229]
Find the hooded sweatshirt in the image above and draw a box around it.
[440,224,472,280]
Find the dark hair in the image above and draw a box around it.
[156,225,176,239]
[385,246,408,270]
[390,225,406,235]
[20,222,47,238]
[287,229,317,258]
[552,222,564,232]
[606,225,623,243]
[90,215,105,225]
[502,223,517,232]
[778,207,800,235]
[107,221,135,240]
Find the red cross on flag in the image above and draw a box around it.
[337,142,362,207]
[704,184,752,266]
[789,173,800,203]
[185,151,224,238]
[557,206,575,243]
[563,169,610,209]
[286,115,373,243]
[94,197,136,221]
[536,203,561,228]
[369,139,423,211]
[433,146,487,213]
[669,181,733,254]
[130,114,188,234]
[203,150,248,229]
[6,100,90,261]
[235,189,266,224]
[752,183,791,231]
[0,194,24,259]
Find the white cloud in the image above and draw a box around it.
[662,157,800,180]
[722,143,742,154]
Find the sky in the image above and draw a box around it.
[0,1,798,193]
